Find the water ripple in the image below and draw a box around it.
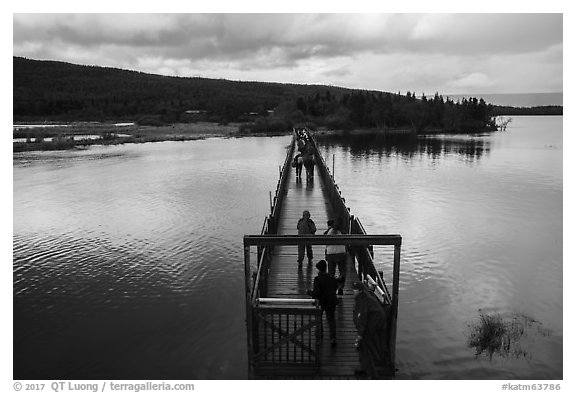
[13,123,561,379]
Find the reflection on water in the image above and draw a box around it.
[13,117,562,379]
[13,134,132,143]
[13,137,291,379]
[316,116,562,379]
[315,132,491,162]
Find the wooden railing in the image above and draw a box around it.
[306,128,402,369]
[251,136,296,302]
[245,235,402,377]
[350,217,392,304]
[305,133,351,233]
[251,299,322,376]
[267,135,296,234]
[245,134,316,377]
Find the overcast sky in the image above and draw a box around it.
[12,13,563,95]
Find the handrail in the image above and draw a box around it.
[273,130,396,306]
[350,216,393,304]
[257,298,317,305]
[244,234,402,246]
[251,244,269,304]
[251,215,271,303]
[366,274,391,305]
[354,215,368,235]
[363,249,392,304]
[304,131,350,233]
[260,216,269,235]
[268,135,295,233]
[250,135,296,303]
[306,129,394,307]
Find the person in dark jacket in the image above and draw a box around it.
[307,259,338,347]
[297,136,306,153]
[296,210,316,268]
[352,281,389,378]
[293,152,303,179]
[302,143,315,181]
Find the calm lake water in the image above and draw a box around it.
[13,116,562,379]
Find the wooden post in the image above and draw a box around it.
[269,191,273,214]
[332,153,335,179]
[315,310,322,369]
[390,242,402,369]
[346,208,351,234]
[349,215,355,235]
[244,242,255,377]
[262,250,270,298]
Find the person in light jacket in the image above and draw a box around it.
[325,218,347,295]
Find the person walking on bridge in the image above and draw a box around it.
[297,210,316,268]
[297,135,306,153]
[302,143,315,181]
[307,259,338,347]
[293,151,303,179]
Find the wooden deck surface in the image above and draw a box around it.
[265,154,365,378]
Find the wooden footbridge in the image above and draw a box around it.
[243,129,402,379]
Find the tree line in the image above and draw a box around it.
[14,57,561,134]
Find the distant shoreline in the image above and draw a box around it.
[439,92,562,108]
[12,115,562,153]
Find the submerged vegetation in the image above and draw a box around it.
[495,116,513,131]
[466,311,551,360]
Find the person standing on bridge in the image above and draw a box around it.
[352,281,389,379]
[325,218,347,296]
[307,259,338,347]
[297,210,316,268]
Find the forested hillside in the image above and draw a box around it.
[15,57,558,133]
[14,56,328,123]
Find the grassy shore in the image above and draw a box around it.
[13,122,248,152]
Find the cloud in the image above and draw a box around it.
[452,73,494,91]
[12,13,563,94]
[408,14,562,55]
